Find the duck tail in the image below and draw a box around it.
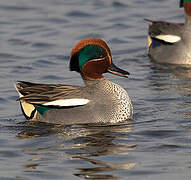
[14,82,36,120]
[144,18,154,23]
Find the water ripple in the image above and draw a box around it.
[0,0,190,179]
[31,42,55,48]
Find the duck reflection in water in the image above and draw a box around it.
[148,63,191,122]
[17,122,136,179]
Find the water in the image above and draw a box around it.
[1,0,191,179]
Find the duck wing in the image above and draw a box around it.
[15,81,88,106]
[145,19,183,43]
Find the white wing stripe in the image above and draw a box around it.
[156,35,181,43]
[43,98,90,107]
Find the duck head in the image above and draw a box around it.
[180,0,191,17]
[70,38,129,80]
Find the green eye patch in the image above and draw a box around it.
[78,45,107,70]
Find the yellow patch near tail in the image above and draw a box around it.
[14,83,37,120]
[147,35,152,52]
[20,100,36,119]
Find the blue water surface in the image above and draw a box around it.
[1,0,191,179]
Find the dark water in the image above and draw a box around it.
[1,0,191,179]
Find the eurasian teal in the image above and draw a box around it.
[15,38,133,125]
[147,0,191,64]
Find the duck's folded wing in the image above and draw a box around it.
[146,19,183,44]
[15,81,89,107]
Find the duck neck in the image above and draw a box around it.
[81,74,107,86]
[183,14,191,44]
[184,2,191,25]
[185,14,191,25]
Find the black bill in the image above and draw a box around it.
[180,0,184,7]
[107,62,130,78]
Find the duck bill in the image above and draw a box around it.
[180,0,183,8]
[107,62,130,78]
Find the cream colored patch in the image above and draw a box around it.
[21,100,36,117]
[14,83,36,118]
[147,35,152,52]
[43,98,90,107]
[155,35,181,43]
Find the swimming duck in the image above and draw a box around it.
[14,38,133,125]
[147,0,191,64]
